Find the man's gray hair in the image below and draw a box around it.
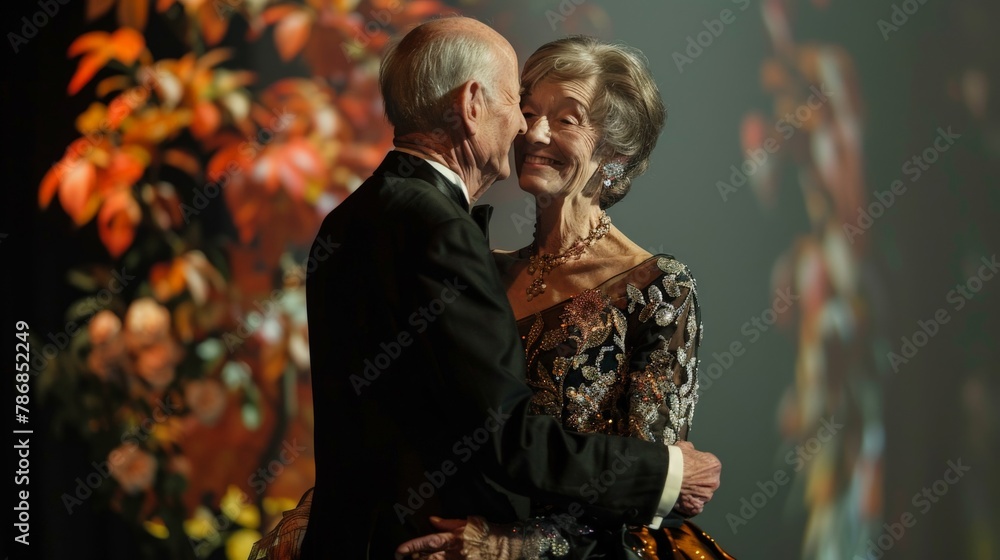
[380,21,500,136]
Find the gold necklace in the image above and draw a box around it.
[526,211,612,301]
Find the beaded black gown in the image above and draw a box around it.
[492,252,736,560]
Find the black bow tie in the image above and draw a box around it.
[470,204,494,242]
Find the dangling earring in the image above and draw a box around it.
[600,160,625,188]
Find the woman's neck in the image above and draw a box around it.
[532,195,607,256]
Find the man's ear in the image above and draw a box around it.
[455,79,484,137]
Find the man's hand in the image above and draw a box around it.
[395,517,467,559]
[674,440,721,517]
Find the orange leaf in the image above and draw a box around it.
[156,0,174,11]
[150,258,188,301]
[190,101,221,138]
[173,300,195,342]
[75,102,109,135]
[163,148,202,178]
[107,88,149,128]
[741,112,767,151]
[231,198,261,243]
[58,161,97,222]
[86,0,117,21]
[39,165,65,209]
[103,149,148,194]
[198,2,229,45]
[68,53,109,95]
[207,144,245,181]
[256,157,281,193]
[400,0,448,22]
[75,194,104,226]
[96,74,133,97]
[274,11,312,61]
[68,31,110,57]
[98,189,141,258]
[333,0,362,13]
[109,27,146,63]
[288,138,323,175]
[195,47,233,71]
[260,4,301,25]
[118,0,150,29]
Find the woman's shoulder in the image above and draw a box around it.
[615,253,698,293]
[616,253,700,334]
[652,253,698,285]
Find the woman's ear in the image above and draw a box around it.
[599,155,628,188]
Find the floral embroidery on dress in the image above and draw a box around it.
[521,255,703,446]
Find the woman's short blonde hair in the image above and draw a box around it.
[521,36,666,209]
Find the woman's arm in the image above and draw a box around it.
[622,256,702,446]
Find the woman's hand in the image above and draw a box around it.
[395,516,519,560]
[394,517,469,560]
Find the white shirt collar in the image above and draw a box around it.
[392,147,471,208]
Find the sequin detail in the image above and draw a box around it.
[495,514,594,559]
[522,256,703,445]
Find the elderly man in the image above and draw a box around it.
[298,16,721,559]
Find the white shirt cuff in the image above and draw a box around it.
[649,444,683,529]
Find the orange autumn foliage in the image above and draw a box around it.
[67,28,146,94]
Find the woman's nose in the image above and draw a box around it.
[523,117,550,144]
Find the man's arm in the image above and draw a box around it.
[408,214,671,523]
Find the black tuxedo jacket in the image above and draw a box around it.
[301,151,672,559]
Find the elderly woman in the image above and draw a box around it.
[398,36,735,559]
